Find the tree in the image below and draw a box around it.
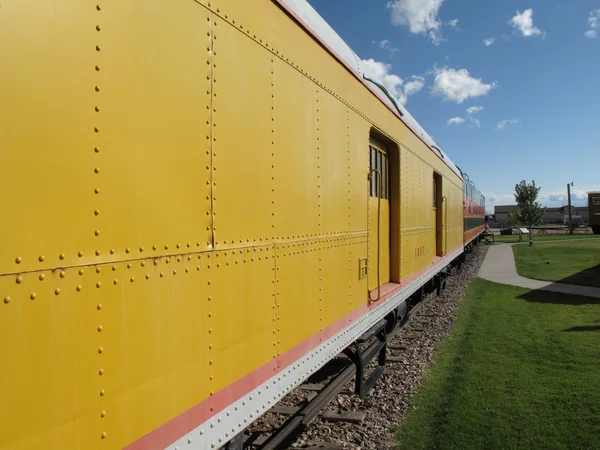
[513,180,545,230]
[505,211,519,227]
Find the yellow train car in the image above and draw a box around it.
[0,1,475,449]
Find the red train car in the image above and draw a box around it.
[462,172,486,245]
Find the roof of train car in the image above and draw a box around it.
[276,0,463,179]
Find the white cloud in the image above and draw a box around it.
[448,19,459,28]
[542,191,587,203]
[483,37,496,46]
[360,58,424,106]
[510,9,543,37]
[431,67,497,104]
[376,39,400,55]
[539,189,593,207]
[404,75,425,97]
[484,188,597,210]
[483,192,514,205]
[387,0,445,45]
[588,9,600,29]
[497,119,520,130]
[585,9,600,38]
[447,117,465,125]
[466,106,484,115]
[468,117,481,128]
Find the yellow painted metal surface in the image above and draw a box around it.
[206,248,276,394]
[1,1,466,449]
[99,256,206,448]
[213,21,273,246]
[0,270,98,450]
[272,59,319,238]
[276,242,321,352]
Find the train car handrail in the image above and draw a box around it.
[368,168,382,304]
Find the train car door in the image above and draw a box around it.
[433,172,444,256]
[368,137,390,292]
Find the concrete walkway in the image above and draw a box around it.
[478,244,600,298]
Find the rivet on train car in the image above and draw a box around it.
[113,279,118,285]
[78,269,84,275]
[39,274,45,281]
[96,282,101,288]
[172,270,177,275]
[127,263,131,269]
[197,266,200,271]
[97,304,102,310]
[160,272,164,278]
[98,347,103,354]
[76,285,82,292]
[111,265,116,271]
[141,261,146,267]
[95,46,101,52]
[152,245,157,251]
[94,127,100,133]
[139,246,144,252]
[95,250,101,256]
[176,256,181,262]
[100,410,106,417]
[99,368,104,375]
[96,25,101,31]
[165,245,169,250]
[15,275,23,285]
[14,257,23,264]
[95,65,100,72]
[154,260,158,266]
[208,328,212,333]
[96,4,101,11]
[94,188,100,195]
[30,293,36,300]
[165,258,170,263]
[130,277,134,282]
[125,248,130,254]
[145,274,150,280]
[3,297,10,304]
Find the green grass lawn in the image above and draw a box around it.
[494,233,600,243]
[512,240,600,288]
[396,278,600,450]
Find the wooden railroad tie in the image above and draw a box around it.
[387,356,404,363]
[268,406,366,424]
[387,345,408,351]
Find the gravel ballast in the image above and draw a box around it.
[248,244,488,449]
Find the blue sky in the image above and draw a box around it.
[307,0,600,212]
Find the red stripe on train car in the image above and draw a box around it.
[123,245,463,449]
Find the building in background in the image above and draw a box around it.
[493,205,589,227]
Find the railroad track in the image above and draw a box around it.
[241,268,455,450]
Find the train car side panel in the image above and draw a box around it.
[445,180,464,253]
[272,59,321,237]
[0,0,97,275]
[212,20,274,245]
[399,148,434,280]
